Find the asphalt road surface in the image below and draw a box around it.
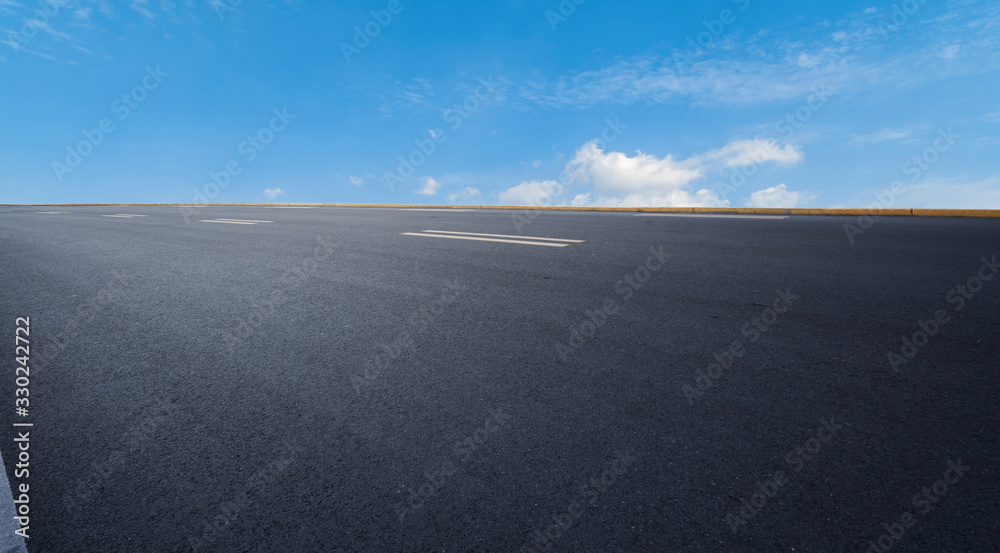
[0,206,997,553]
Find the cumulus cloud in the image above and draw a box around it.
[263,188,285,199]
[567,141,703,197]
[416,177,441,196]
[349,175,363,186]
[746,184,806,208]
[498,138,804,208]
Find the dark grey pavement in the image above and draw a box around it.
[0,206,997,552]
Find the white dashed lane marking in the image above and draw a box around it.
[101,214,148,218]
[402,230,583,248]
[423,230,584,243]
[634,214,788,220]
[200,219,275,225]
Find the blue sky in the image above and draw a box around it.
[1,0,999,208]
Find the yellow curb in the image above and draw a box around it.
[910,209,999,218]
[2,203,1000,218]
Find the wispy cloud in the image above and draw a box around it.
[263,188,285,199]
[901,177,1000,209]
[514,3,999,109]
[0,0,22,17]
[130,0,156,20]
[848,124,934,146]
[447,187,480,203]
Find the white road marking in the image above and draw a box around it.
[199,220,258,225]
[402,232,570,247]
[35,211,70,214]
[405,209,474,212]
[214,218,274,223]
[634,214,788,220]
[102,214,148,218]
[423,230,584,243]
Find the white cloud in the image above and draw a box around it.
[849,125,932,145]
[499,180,562,205]
[797,52,821,68]
[901,177,1000,209]
[130,0,155,19]
[746,184,807,208]
[691,139,804,168]
[416,177,441,196]
[500,138,805,208]
[513,6,998,109]
[448,187,480,202]
[939,45,960,60]
[30,20,72,41]
[531,160,542,168]
[263,188,285,199]
[349,175,363,186]
[566,141,704,196]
